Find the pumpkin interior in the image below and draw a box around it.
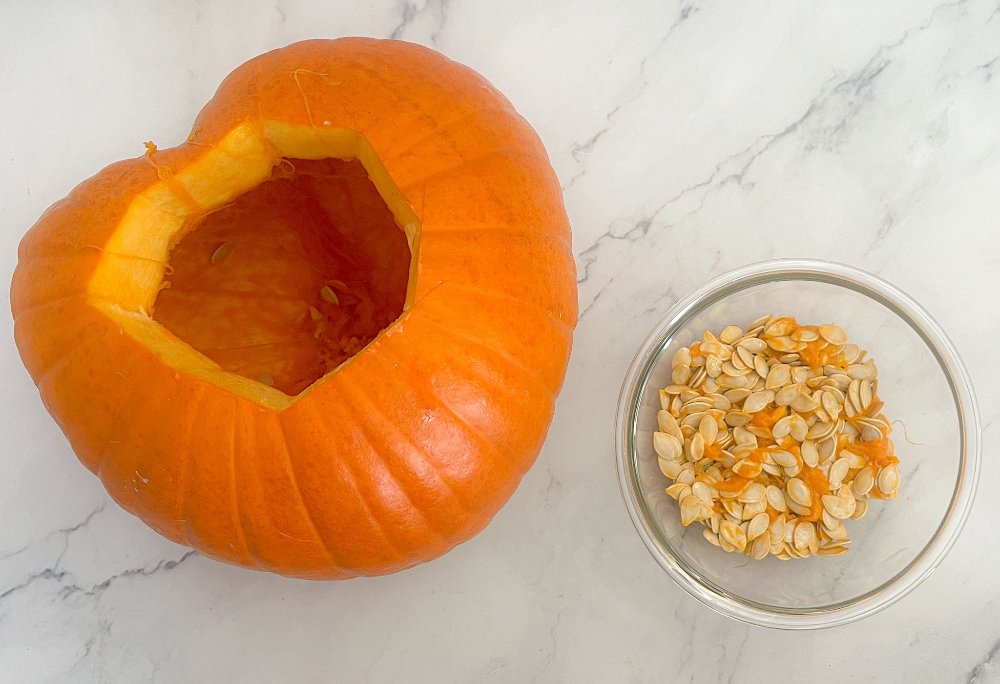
[151,158,411,396]
[88,122,421,410]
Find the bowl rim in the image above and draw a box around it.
[615,258,981,629]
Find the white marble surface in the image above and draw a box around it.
[1,0,998,681]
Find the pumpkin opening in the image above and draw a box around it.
[151,157,412,396]
[87,122,421,410]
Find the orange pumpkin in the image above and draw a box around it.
[10,39,576,579]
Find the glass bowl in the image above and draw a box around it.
[615,259,980,629]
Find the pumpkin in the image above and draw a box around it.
[10,38,577,579]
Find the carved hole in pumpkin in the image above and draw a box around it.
[152,157,412,396]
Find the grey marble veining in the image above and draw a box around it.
[1,1,998,681]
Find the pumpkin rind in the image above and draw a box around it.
[10,38,576,579]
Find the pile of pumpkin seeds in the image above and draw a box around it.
[653,314,900,560]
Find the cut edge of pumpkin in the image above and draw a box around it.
[88,121,422,412]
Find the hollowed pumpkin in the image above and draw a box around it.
[10,38,577,579]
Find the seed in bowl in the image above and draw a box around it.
[653,314,900,560]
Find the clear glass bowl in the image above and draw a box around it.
[615,259,980,629]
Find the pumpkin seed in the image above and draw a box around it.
[842,343,861,363]
[753,354,770,379]
[791,366,812,384]
[716,374,749,390]
[819,324,847,345]
[818,545,849,557]
[851,497,868,519]
[848,379,862,413]
[653,432,682,461]
[787,414,809,442]
[720,519,747,552]
[793,521,816,552]
[210,242,234,264]
[742,390,774,414]
[861,424,883,442]
[772,415,793,440]
[747,512,770,541]
[825,519,849,542]
[689,432,705,461]
[723,498,744,519]
[665,483,691,500]
[786,478,812,508]
[738,482,766,504]
[672,365,693,385]
[709,393,732,411]
[698,414,718,445]
[767,336,799,353]
[860,379,874,409]
[751,531,771,559]
[657,410,682,438]
[765,485,788,512]
[732,426,757,446]
[734,345,754,370]
[700,341,722,356]
[774,384,800,406]
[691,481,714,505]
[747,314,774,331]
[877,464,900,496]
[822,493,855,520]
[658,458,682,479]
[770,450,797,468]
[852,466,876,497]
[742,498,767,520]
[722,360,749,377]
[847,363,872,380]
[807,421,836,441]
[732,458,763,479]
[765,363,791,389]
[723,388,752,404]
[821,390,841,421]
[828,458,850,488]
[724,411,752,427]
[719,325,744,344]
[680,495,705,526]
[791,393,820,413]
[320,285,340,305]
[801,440,819,467]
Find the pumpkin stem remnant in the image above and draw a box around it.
[185,127,212,148]
[891,419,924,446]
[290,69,327,130]
[143,141,205,214]
[80,243,174,274]
[143,141,173,181]
[279,158,297,174]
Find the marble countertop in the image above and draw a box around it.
[2,1,998,681]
